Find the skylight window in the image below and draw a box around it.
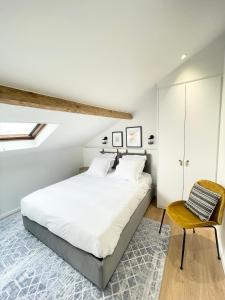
[0,123,46,141]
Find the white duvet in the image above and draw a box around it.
[21,172,152,258]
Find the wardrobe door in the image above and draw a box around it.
[183,77,221,200]
[157,85,185,208]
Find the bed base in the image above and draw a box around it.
[23,190,151,290]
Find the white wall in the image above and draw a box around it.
[217,51,225,270]
[84,86,158,187]
[0,146,83,218]
[83,35,225,191]
[86,87,158,150]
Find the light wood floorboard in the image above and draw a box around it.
[144,199,225,300]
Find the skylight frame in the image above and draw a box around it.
[0,123,46,141]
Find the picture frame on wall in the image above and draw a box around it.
[112,131,123,147]
[126,126,142,148]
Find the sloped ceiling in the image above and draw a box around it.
[0,104,117,155]
[0,0,225,154]
[1,0,225,112]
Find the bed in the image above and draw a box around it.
[21,153,152,289]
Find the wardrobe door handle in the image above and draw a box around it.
[185,160,190,167]
[179,160,183,166]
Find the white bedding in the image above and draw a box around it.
[21,172,152,258]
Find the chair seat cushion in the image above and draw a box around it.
[167,201,217,229]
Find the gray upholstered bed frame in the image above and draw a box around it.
[22,152,152,290]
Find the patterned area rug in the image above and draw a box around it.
[0,213,170,300]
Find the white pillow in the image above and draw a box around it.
[113,159,145,182]
[99,153,117,168]
[87,157,112,177]
[121,155,146,177]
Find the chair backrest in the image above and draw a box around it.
[197,180,225,225]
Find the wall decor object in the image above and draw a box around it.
[126,126,142,148]
[112,131,123,147]
[102,136,108,145]
[148,134,155,145]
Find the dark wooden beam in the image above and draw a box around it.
[0,85,133,120]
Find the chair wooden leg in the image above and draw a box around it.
[193,228,195,233]
[159,209,166,234]
[180,228,186,270]
[212,226,221,260]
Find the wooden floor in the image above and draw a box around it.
[144,199,225,300]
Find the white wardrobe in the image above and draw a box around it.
[157,76,222,208]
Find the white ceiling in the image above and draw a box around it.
[0,0,225,112]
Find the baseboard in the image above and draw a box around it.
[0,207,20,220]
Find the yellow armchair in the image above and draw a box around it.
[159,180,225,270]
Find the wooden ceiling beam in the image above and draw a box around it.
[0,85,133,120]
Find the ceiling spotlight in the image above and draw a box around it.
[181,53,188,60]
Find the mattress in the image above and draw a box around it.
[21,172,152,258]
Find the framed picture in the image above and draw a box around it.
[126,126,142,148]
[112,131,123,147]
